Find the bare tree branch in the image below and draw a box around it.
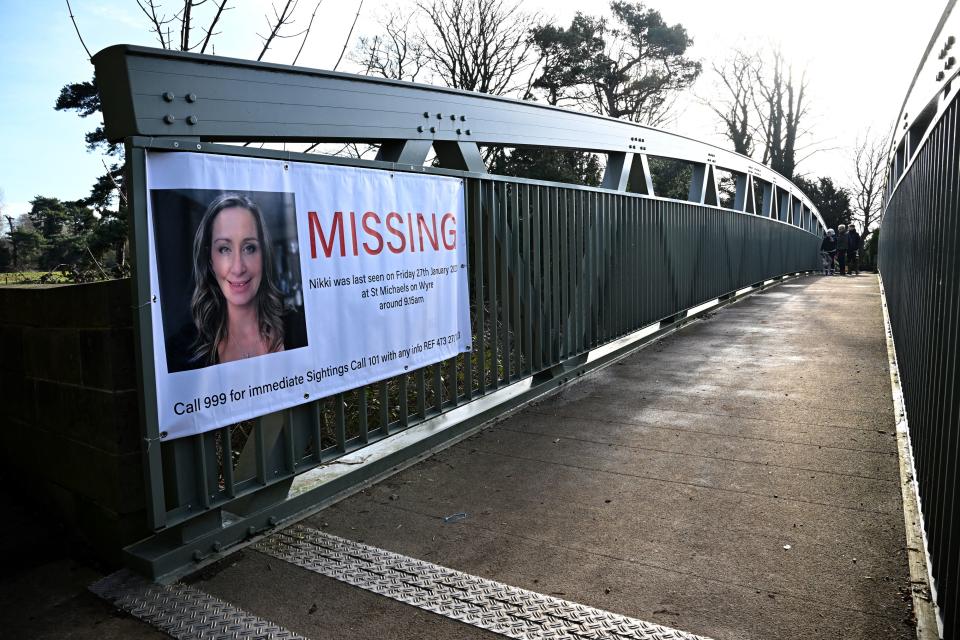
[101,159,128,205]
[334,0,364,71]
[199,0,230,53]
[257,0,299,62]
[292,0,323,65]
[65,0,94,62]
[851,130,889,232]
[136,0,177,48]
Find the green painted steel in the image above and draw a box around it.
[92,44,823,580]
[881,89,960,638]
[122,138,818,580]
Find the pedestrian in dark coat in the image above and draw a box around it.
[836,224,850,275]
[820,229,837,275]
[847,224,863,275]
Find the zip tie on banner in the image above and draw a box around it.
[143,430,169,451]
[132,295,157,310]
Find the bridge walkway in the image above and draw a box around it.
[184,274,915,640]
[1,274,915,639]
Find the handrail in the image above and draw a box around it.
[92,44,823,232]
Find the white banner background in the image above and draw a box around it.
[146,151,471,440]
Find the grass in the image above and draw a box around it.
[0,270,75,285]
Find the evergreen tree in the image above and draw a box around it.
[793,176,852,231]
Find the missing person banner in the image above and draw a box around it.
[144,151,471,440]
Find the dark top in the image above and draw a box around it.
[847,229,862,251]
[820,236,837,253]
[836,230,850,251]
[165,306,308,373]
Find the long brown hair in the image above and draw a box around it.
[190,194,285,364]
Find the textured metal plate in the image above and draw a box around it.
[90,569,309,640]
[256,524,713,640]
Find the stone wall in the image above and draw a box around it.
[0,279,147,562]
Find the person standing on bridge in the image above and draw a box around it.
[835,224,850,275]
[820,229,837,275]
[847,223,862,275]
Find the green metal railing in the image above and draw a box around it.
[94,45,822,579]
[882,64,960,639]
[125,142,819,579]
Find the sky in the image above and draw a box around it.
[0,0,947,218]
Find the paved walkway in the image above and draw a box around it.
[3,274,915,639]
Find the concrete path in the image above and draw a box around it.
[3,274,915,639]
[190,274,915,639]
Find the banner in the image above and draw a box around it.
[144,151,471,440]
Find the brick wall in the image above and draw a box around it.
[0,279,147,562]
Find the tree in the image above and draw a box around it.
[355,10,427,82]
[531,2,701,125]
[358,0,539,94]
[851,132,889,236]
[707,49,756,156]
[57,1,329,275]
[487,148,602,186]
[755,50,808,179]
[419,0,540,94]
[710,48,811,179]
[24,197,97,270]
[794,176,851,232]
[5,215,43,271]
[0,190,10,270]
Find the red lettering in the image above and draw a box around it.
[441,213,457,250]
[407,213,416,253]
[386,212,406,253]
[362,212,384,254]
[348,211,359,256]
[308,211,346,258]
[417,213,439,252]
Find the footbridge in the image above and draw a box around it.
[9,7,956,636]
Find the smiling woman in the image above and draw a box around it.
[192,194,285,365]
[152,188,308,373]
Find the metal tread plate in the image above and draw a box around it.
[90,569,309,640]
[255,524,713,640]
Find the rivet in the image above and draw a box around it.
[450,114,457,121]
[950,35,956,46]
[268,516,278,526]
[247,526,256,537]
[172,141,179,148]
[948,57,956,69]
[193,550,203,561]
[466,129,471,135]
[460,115,466,121]
[456,128,462,134]
[430,126,436,133]
[186,93,197,103]
[417,125,424,133]
[423,111,430,118]
[938,71,946,81]
[162,91,174,102]
[163,114,175,124]
[186,115,198,125]
[212,541,222,552]
[196,144,201,150]
[436,113,443,119]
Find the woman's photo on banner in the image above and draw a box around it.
[150,188,308,373]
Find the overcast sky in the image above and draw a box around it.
[0,0,946,217]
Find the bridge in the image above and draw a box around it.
[1,5,957,640]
